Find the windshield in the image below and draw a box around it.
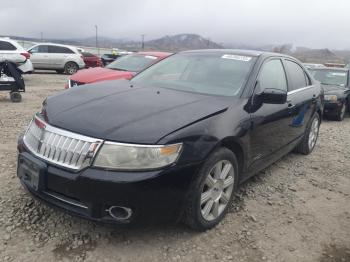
[309,69,348,87]
[106,54,158,72]
[131,53,256,96]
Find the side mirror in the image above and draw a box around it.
[259,88,287,104]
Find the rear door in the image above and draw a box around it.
[0,40,25,64]
[283,59,317,140]
[29,45,50,69]
[249,58,291,166]
[48,46,74,69]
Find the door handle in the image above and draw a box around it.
[288,102,295,109]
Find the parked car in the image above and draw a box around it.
[28,43,85,74]
[0,38,33,73]
[101,53,129,66]
[18,50,323,230]
[66,51,171,88]
[80,52,102,68]
[308,67,349,120]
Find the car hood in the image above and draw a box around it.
[70,67,134,84]
[45,80,233,144]
[322,84,348,95]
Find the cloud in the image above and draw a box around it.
[1,0,350,49]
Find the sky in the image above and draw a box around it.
[1,0,350,49]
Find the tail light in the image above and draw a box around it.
[20,52,30,60]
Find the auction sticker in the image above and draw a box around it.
[221,54,252,61]
[145,55,157,60]
[331,72,346,76]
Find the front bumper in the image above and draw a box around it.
[324,101,343,115]
[17,143,200,225]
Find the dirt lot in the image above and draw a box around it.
[0,73,349,262]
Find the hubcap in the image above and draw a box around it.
[200,160,234,221]
[308,117,319,150]
[67,64,77,74]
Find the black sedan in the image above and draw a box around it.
[17,50,323,230]
[308,67,350,121]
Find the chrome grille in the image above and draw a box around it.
[23,115,103,170]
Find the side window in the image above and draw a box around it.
[258,59,287,92]
[49,46,74,54]
[284,60,308,91]
[29,46,39,53]
[38,45,49,53]
[0,41,17,51]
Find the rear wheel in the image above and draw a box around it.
[10,92,22,103]
[294,113,320,155]
[183,148,238,231]
[336,102,346,121]
[64,62,78,75]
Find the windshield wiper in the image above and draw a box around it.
[109,67,129,71]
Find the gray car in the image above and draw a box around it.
[28,43,85,74]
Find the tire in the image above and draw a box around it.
[335,102,346,121]
[294,113,320,155]
[64,62,78,75]
[10,92,22,103]
[183,148,239,231]
[56,69,64,74]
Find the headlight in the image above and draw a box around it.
[324,94,337,102]
[93,142,182,170]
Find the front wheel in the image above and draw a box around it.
[64,62,78,75]
[336,102,346,121]
[294,113,320,155]
[183,148,238,230]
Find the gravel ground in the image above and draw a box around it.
[0,73,349,262]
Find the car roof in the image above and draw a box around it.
[136,51,172,58]
[180,49,297,59]
[33,42,78,49]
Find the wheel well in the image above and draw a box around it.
[220,139,244,175]
[65,61,78,67]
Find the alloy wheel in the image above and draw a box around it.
[200,160,234,221]
[308,117,319,150]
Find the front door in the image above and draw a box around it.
[29,45,50,69]
[248,58,292,169]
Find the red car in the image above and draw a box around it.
[81,52,102,68]
[66,51,172,88]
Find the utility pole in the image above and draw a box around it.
[95,25,99,55]
[141,34,145,50]
[40,32,43,42]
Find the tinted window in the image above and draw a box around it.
[48,46,74,54]
[258,59,287,92]
[0,41,17,51]
[284,60,308,91]
[82,52,94,57]
[37,45,49,53]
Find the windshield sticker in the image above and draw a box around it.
[145,55,157,60]
[331,72,346,76]
[221,54,252,61]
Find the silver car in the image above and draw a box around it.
[0,37,34,73]
[28,43,85,74]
